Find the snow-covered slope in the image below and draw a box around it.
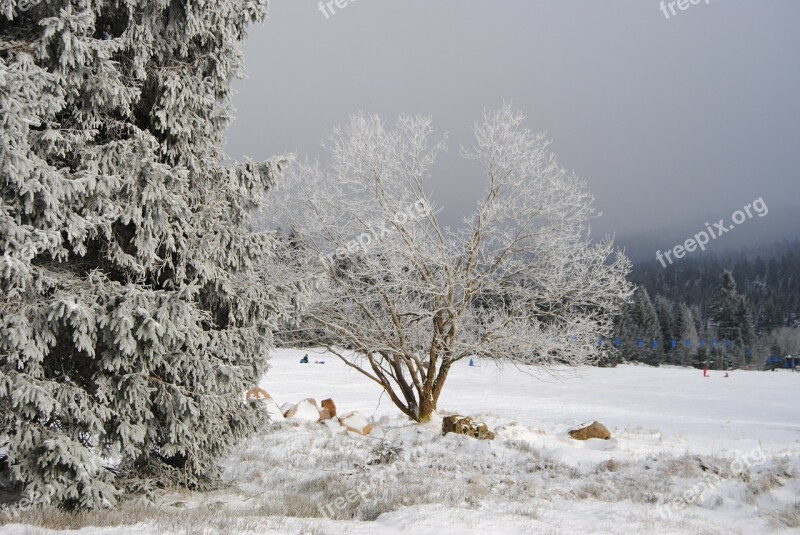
[2,349,798,535]
[262,348,799,462]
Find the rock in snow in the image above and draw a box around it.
[338,411,372,435]
[245,388,285,422]
[262,398,286,422]
[245,387,272,401]
[441,415,495,440]
[321,398,337,418]
[568,421,611,440]
[285,399,321,422]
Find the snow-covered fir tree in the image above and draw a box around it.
[675,303,699,366]
[0,0,296,509]
[654,295,675,363]
[712,271,755,352]
[616,288,662,365]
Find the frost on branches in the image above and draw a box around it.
[0,0,297,509]
[261,106,633,423]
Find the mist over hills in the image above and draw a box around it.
[611,203,800,263]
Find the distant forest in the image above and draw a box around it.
[614,240,800,367]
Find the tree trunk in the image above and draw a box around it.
[415,362,451,423]
[366,348,453,423]
[417,389,436,423]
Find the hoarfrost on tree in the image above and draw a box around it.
[0,0,299,509]
[260,105,633,423]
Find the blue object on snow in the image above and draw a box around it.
[300,354,309,364]
[469,358,475,367]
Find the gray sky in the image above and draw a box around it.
[225,0,800,239]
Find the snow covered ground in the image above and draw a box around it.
[2,349,799,534]
[262,349,799,461]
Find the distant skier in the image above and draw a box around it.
[300,354,309,364]
[703,368,708,377]
[724,372,729,378]
[469,358,475,367]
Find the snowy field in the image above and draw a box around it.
[2,349,799,535]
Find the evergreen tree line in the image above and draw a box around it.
[613,240,800,367]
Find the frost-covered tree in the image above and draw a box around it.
[616,288,661,365]
[654,295,675,363]
[676,303,699,366]
[762,327,800,357]
[260,106,632,422]
[0,0,296,509]
[712,271,755,352]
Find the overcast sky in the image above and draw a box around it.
[225,0,800,239]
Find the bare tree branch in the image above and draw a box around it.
[258,105,633,422]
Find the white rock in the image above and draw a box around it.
[338,411,372,435]
[285,399,321,422]
[263,398,285,422]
